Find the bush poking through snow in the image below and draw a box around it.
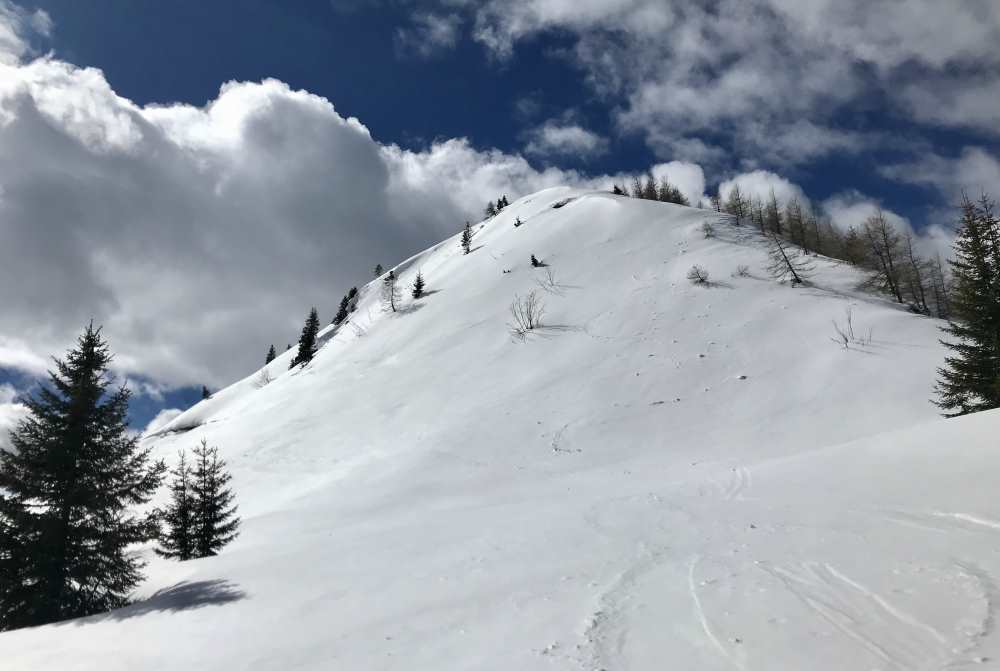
[702,222,715,238]
[508,291,545,339]
[687,265,710,284]
[254,368,272,389]
[734,264,751,278]
[830,306,872,349]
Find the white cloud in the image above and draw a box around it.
[718,170,809,209]
[142,408,183,436]
[0,0,49,65]
[881,147,1000,201]
[0,383,27,453]
[395,12,463,58]
[822,191,954,260]
[650,161,706,206]
[461,0,1000,166]
[524,120,608,159]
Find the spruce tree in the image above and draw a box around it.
[156,452,195,561]
[461,222,472,254]
[412,271,425,299]
[0,324,166,630]
[935,194,1000,416]
[201,385,212,400]
[485,202,497,219]
[265,345,276,364]
[190,440,240,558]
[531,254,541,268]
[373,264,383,278]
[332,294,351,326]
[290,307,320,368]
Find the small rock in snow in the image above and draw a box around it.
[737,374,748,380]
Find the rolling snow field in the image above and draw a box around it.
[4,188,1000,670]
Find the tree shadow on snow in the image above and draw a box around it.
[72,579,247,625]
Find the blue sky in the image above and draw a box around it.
[1,0,999,429]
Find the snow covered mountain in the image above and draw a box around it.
[5,188,1000,670]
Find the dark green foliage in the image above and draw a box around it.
[412,271,425,299]
[461,222,472,254]
[935,194,1000,417]
[201,385,212,400]
[484,201,497,218]
[0,324,165,630]
[333,288,358,326]
[373,264,383,278]
[156,452,195,561]
[265,345,276,364]
[290,307,320,368]
[190,440,240,558]
[612,184,626,195]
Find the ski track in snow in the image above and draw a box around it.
[757,560,989,670]
[689,556,748,671]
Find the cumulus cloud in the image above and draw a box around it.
[456,0,1000,168]
[822,191,954,260]
[0,383,27,453]
[718,169,809,209]
[142,407,183,436]
[0,0,49,65]
[649,161,706,206]
[0,38,629,389]
[524,119,608,159]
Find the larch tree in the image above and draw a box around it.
[0,324,165,630]
[861,208,904,303]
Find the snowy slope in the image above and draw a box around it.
[4,188,999,670]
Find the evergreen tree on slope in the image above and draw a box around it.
[935,194,1000,416]
[191,439,240,558]
[290,307,320,368]
[156,452,195,561]
[0,324,165,630]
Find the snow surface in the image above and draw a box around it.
[5,188,1000,670]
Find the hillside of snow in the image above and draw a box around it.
[5,188,1000,670]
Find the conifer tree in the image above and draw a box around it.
[190,440,240,558]
[764,189,782,235]
[290,307,320,368]
[724,184,748,225]
[156,452,195,561]
[201,385,212,400]
[612,184,625,195]
[935,194,1000,416]
[265,345,276,364]
[485,201,497,219]
[0,324,165,630]
[373,264,383,278]
[461,222,472,254]
[531,254,541,268]
[411,271,425,299]
[332,293,351,326]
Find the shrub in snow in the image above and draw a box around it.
[702,222,715,238]
[508,291,545,339]
[687,265,710,284]
[734,264,750,278]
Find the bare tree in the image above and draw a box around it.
[765,233,813,284]
[750,196,766,233]
[508,291,545,338]
[861,208,904,303]
[764,189,783,236]
[381,270,400,312]
[784,197,807,250]
[724,184,748,225]
[901,232,930,314]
